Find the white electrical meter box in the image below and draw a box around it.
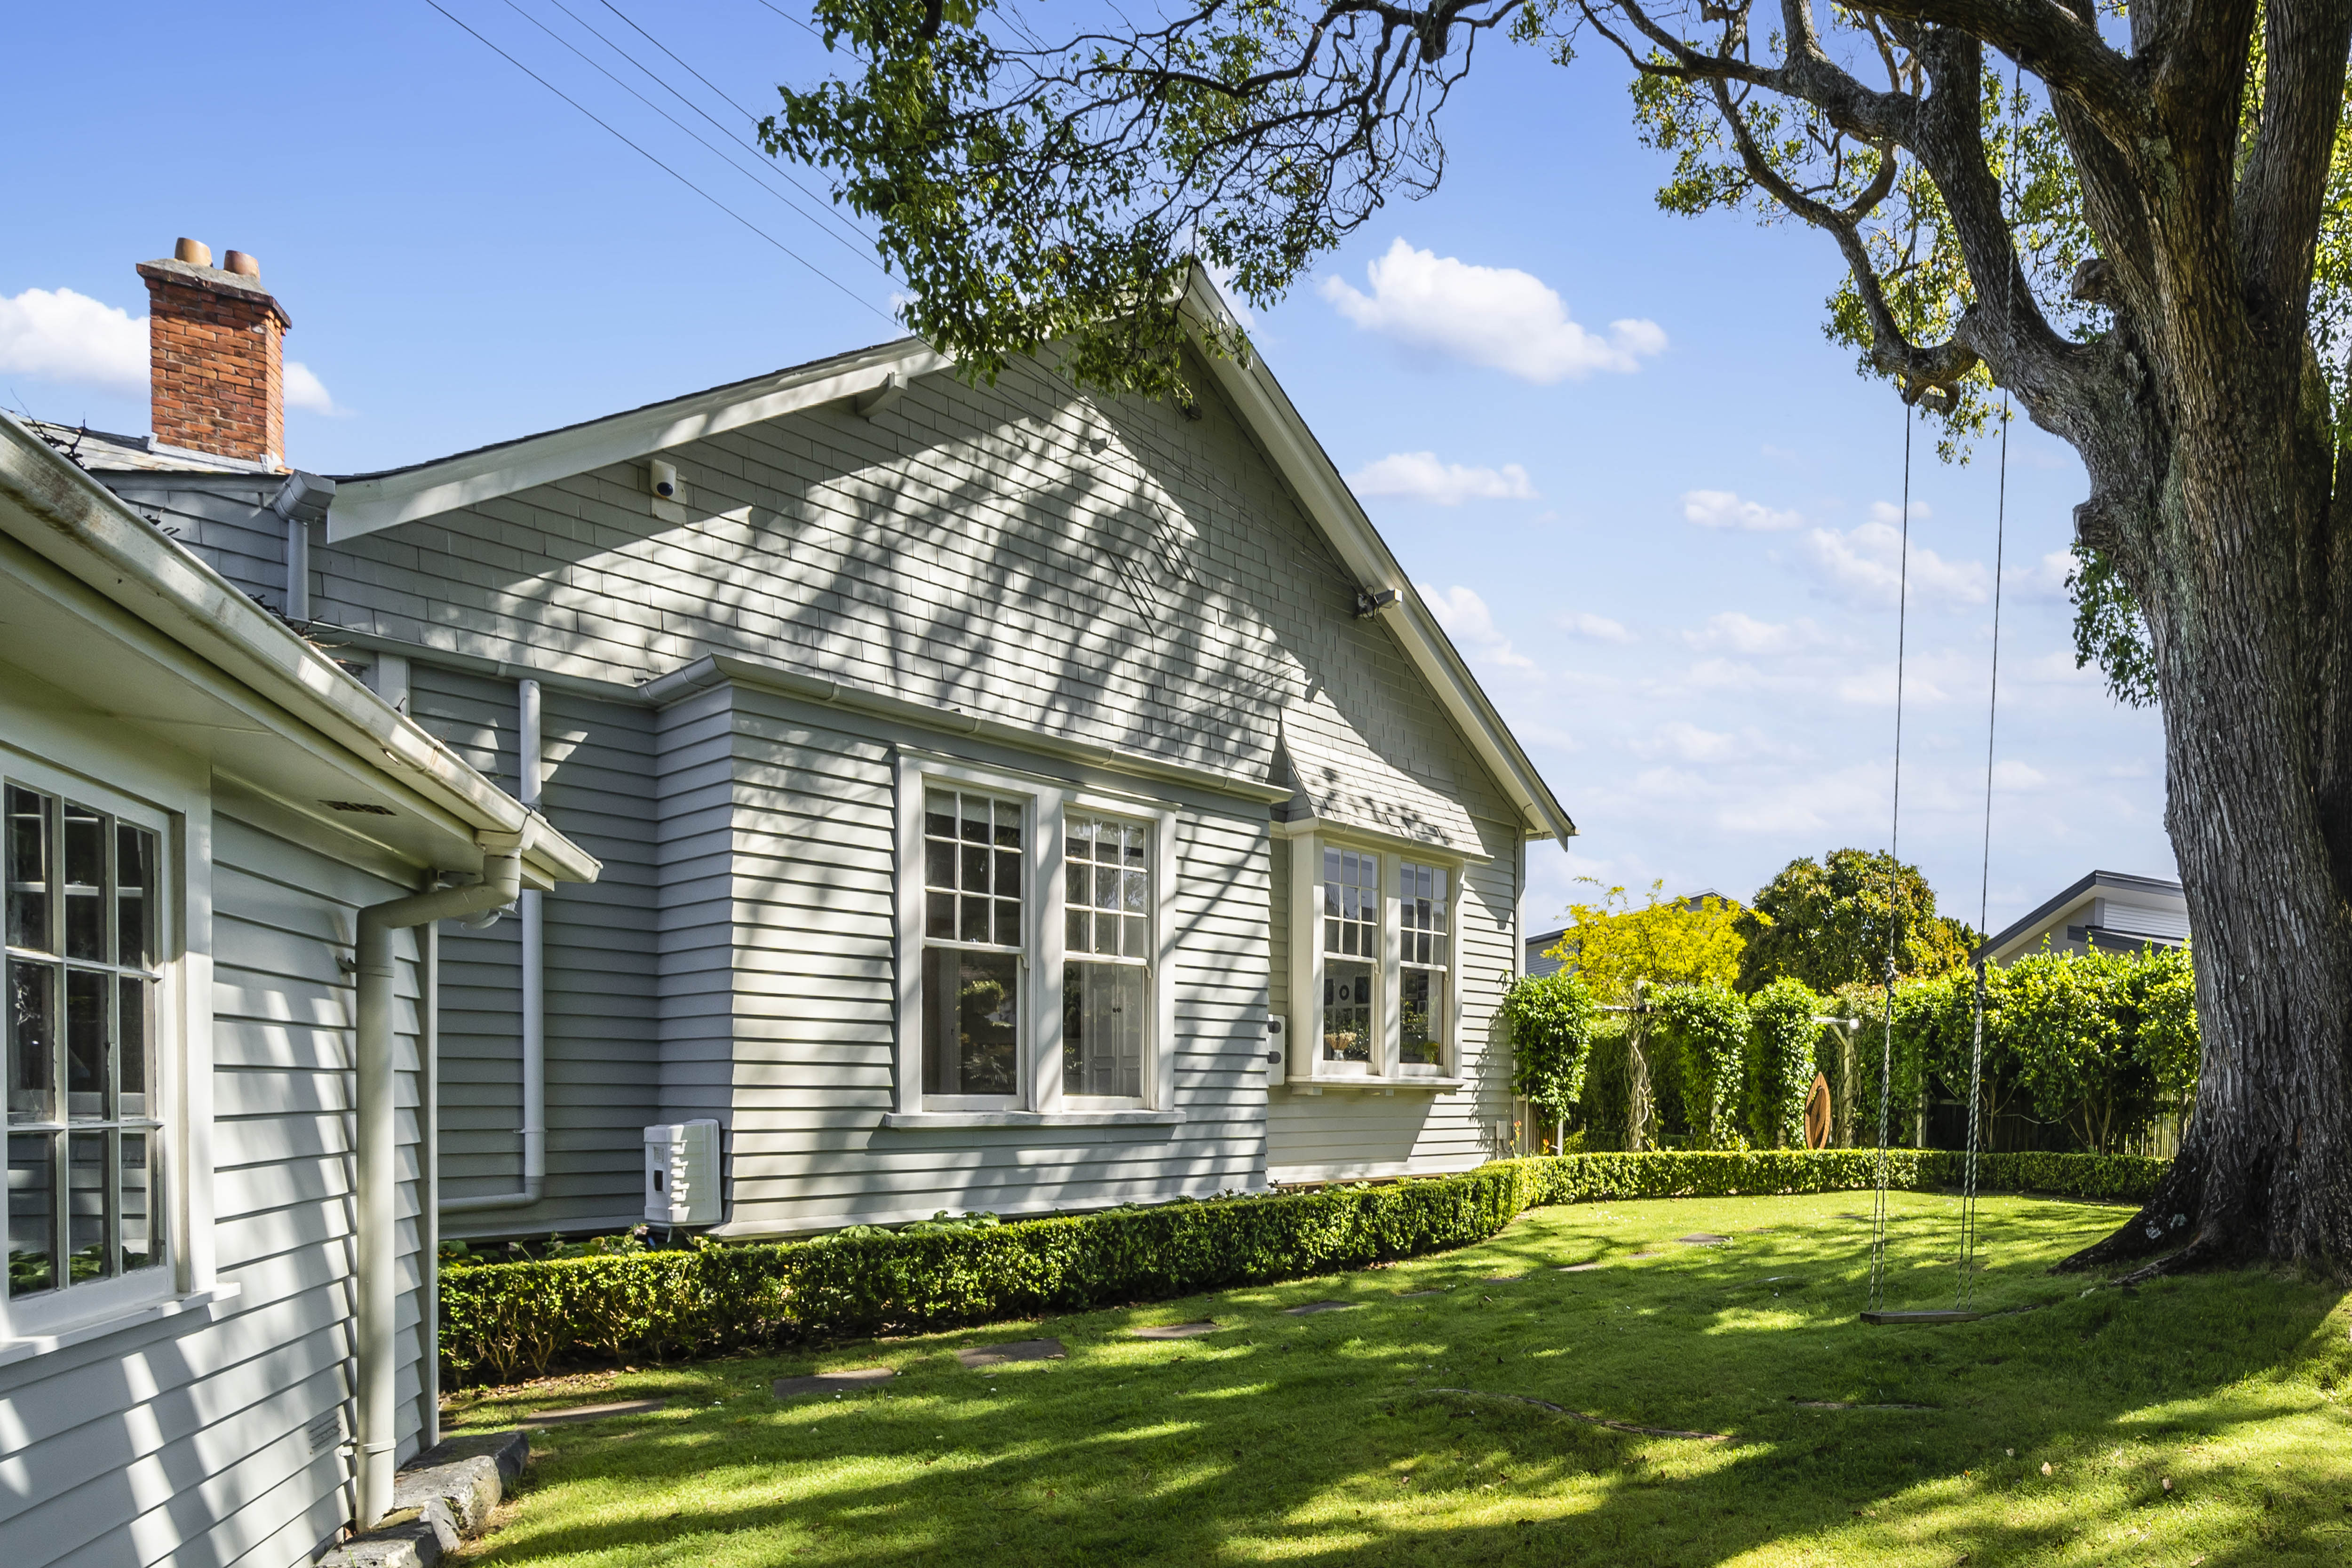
[644,1119,723,1226]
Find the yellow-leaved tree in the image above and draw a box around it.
[1547,881,1745,1003]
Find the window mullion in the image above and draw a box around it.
[1379,853,1401,1078]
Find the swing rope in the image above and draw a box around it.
[1956,59,2024,1313]
[1868,403,1915,1316]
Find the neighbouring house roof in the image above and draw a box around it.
[24,419,270,475]
[290,281,1572,844]
[1980,869,2186,963]
[0,412,600,890]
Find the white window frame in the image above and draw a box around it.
[1395,858,1452,1079]
[1,754,193,1346]
[890,750,1178,1124]
[1284,828,1469,1088]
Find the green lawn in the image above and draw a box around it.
[443,1193,2352,1566]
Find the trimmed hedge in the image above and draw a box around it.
[440,1149,2165,1385]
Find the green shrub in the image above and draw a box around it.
[1651,985,1749,1148]
[1500,970,1599,1119]
[1746,977,1823,1148]
[440,1150,2167,1385]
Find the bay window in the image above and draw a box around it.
[892,751,1178,1123]
[1286,831,1467,1086]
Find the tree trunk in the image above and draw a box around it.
[2060,381,2352,1279]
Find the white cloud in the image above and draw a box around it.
[1993,759,2048,791]
[1560,611,1634,644]
[1804,521,1988,609]
[285,360,344,415]
[1634,721,1783,764]
[2006,549,2074,599]
[1349,451,1537,505]
[0,287,145,394]
[1869,499,1933,524]
[1683,611,1826,655]
[1419,581,1534,670]
[1682,488,1804,532]
[1319,238,1665,383]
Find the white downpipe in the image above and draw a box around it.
[355,840,524,1529]
[441,677,546,1217]
[419,920,441,1452]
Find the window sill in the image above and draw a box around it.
[880,1109,1186,1129]
[1282,1077,1466,1094]
[0,1282,242,1368]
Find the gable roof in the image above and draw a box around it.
[312,284,1574,844]
[1981,869,2185,962]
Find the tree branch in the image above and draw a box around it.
[1849,0,2153,145]
[2236,0,2352,350]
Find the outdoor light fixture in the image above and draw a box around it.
[1354,587,1399,619]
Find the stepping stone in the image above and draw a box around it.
[1130,1321,1220,1339]
[1628,1251,1660,1259]
[1400,1289,1446,1297]
[1285,1300,1360,1315]
[955,1338,1065,1368]
[1483,1274,1526,1283]
[1556,1263,1605,1273]
[520,1399,665,1425]
[1677,1234,1731,1246]
[772,1367,895,1398]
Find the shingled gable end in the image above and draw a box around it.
[48,260,1575,1260]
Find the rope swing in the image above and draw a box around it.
[1862,66,2021,1329]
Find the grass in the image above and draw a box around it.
[442,1192,2352,1566]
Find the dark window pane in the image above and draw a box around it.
[1066,864,1087,907]
[117,825,155,971]
[119,979,147,1119]
[925,839,954,891]
[1322,960,1374,1062]
[1094,915,1120,956]
[961,844,990,893]
[7,1131,55,1297]
[1067,910,1089,952]
[926,891,955,940]
[119,1131,159,1273]
[993,799,1021,849]
[6,786,48,955]
[1065,960,1145,1098]
[922,947,1017,1097]
[961,895,990,944]
[993,897,1021,948]
[65,970,105,1119]
[1123,828,1147,868]
[1122,870,1146,915]
[1094,866,1119,912]
[9,962,54,1124]
[961,796,988,843]
[994,850,1021,896]
[1401,968,1443,1065]
[62,804,105,962]
[1066,816,1094,860]
[67,1130,106,1281]
[924,790,956,841]
[1122,915,1147,959]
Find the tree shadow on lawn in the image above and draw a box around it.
[452,1196,2352,1567]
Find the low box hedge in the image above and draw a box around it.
[440,1149,2165,1385]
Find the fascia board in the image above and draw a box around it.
[0,415,600,886]
[1182,277,1576,844]
[326,342,953,541]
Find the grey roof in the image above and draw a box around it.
[23,420,266,475]
[1981,869,2185,959]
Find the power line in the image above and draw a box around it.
[420,0,897,330]
[500,0,885,271]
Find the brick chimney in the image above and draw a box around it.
[136,238,293,469]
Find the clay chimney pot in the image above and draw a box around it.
[223,250,260,279]
[174,237,212,267]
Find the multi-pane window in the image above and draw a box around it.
[1321,846,1379,1065]
[920,789,1025,1098]
[1398,861,1449,1070]
[6,785,163,1302]
[1064,814,1148,1098]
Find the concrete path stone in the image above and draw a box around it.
[956,1338,1065,1367]
[1557,1262,1605,1272]
[1285,1300,1360,1315]
[1130,1321,1219,1339]
[520,1399,666,1425]
[1677,1234,1731,1246]
[773,1367,896,1397]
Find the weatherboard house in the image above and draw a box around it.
[19,239,1567,1242]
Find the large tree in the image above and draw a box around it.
[768,0,2352,1279]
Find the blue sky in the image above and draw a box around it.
[0,2,2172,935]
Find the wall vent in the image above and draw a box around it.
[320,800,395,816]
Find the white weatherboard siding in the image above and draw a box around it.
[2,807,430,1568]
[405,663,659,1234]
[715,687,1270,1232]
[105,343,1554,1231]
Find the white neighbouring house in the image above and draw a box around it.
[0,413,597,1562]
[1980,870,2189,964]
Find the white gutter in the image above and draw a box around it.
[442,679,548,1216]
[354,835,525,1529]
